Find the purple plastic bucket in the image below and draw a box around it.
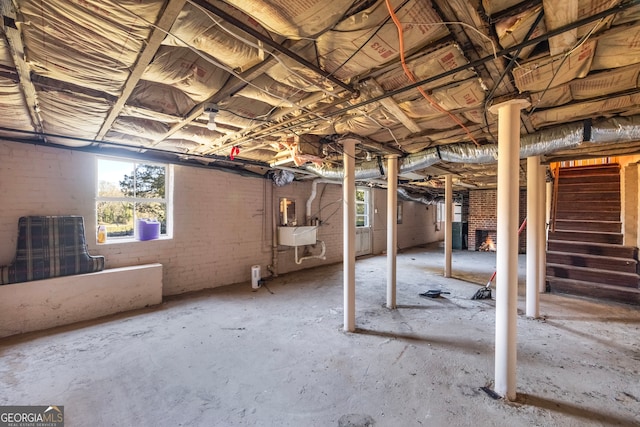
[137,219,160,241]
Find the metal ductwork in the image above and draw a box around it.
[305,158,386,180]
[439,144,497,164]
[398,148,441,174]
[306,148,441,179]
[304,115,640,180]
[397,188,443,205]
[519,123,584,157]
[589,116,640,143]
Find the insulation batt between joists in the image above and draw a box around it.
[224,0,354,39]
[0,38,14,68]
[235,74,303,107]
[530,92,640,128]
[37,91,110,144]
[495,6,546,60]
[0,78,36,132]
[482,0,523,16]
[163,2,269,72]
[591,22,640,70]
[128,81,196,118]
[529,64,640,109]
[512,40,596,93]
[543,0,579,57]
[141,46,230,103]
[375,44,476,93]
[19,0,165,96]
[315,0,449,81]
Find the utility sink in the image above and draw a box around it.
[278,226,317,246]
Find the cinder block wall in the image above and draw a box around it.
[468,189,527,252]
[0,140,439,296]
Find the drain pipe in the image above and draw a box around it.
[306,178,340,225]
[268,185,279,277]
[295,239,326,264]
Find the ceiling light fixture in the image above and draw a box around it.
[204,103,219,131]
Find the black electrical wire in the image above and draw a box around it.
[220,108,272,123]
[526,19,604,118]
[483,9,545,141]
[325,0,411,79]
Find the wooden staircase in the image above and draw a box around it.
[546,164,640,305]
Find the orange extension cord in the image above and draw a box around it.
[384,0,480,146]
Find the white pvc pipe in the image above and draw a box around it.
[387,155,399,309]
[526,156,540,318]
[490,98,530,401]
[444,174,453,278]
[306,179,337,225]
[343,138,357,332]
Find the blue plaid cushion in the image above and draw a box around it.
[0,216,104,285]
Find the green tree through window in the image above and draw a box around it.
[97,158,170,240]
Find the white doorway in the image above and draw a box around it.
[355,187,372,256]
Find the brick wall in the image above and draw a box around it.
[468,189,527,252]
[0,140,441,297]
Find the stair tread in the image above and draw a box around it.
[546,250,637,263]
[547,240,637,248]
[555,219,621,224]
[546,277,640,295]
[547,262,639,277]
[548,237,624,245]
[550,229,621,235]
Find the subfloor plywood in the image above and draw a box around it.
[1,244,639,426]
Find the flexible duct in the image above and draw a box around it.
[589,116,640,143]
[306,158,387,180]
[303,118,622,180]
[439,144,497,164]
[397,188,443,205]
[519,123,583,157]
[306,148,441,179]
[398,148,441,174]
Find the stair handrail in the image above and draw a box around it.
[551,162,560,233]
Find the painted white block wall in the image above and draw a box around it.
[0,140,440,297]
[0,264,163,337]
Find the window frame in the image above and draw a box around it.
[436,201,445,223]
[96,156,173,243]
[355,187,370,228]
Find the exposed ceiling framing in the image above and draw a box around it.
[1,0,640,194]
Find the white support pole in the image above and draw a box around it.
[526,156,541,318]
[489,98,530,401]
[444,174,453,278]
[343,138,357,332]
[387,155,399,309]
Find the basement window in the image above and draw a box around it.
[96,157,172,242]
[356,188,370,227]
[436,201,445,223]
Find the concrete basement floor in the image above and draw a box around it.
[1,243,640,427]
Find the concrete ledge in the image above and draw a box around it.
[0,263,163,338]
